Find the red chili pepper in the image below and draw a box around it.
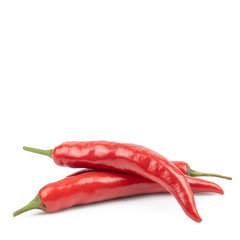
[23,141,202,222]
[13,169,223,217]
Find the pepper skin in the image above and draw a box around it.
[66,169,224,195]
[13,169,223,217]
[24,141,202,222]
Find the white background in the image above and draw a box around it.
[0,1,239,239]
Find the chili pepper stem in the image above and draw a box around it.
[188,166,232,180]
[13,195,45,217]
[23,146,53,158]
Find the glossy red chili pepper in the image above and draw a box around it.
[13,169,223,217]
[66,169,224,195]
[65,161,231,180]
[23,141,201,222]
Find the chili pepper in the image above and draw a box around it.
[23,141,202,222]
[13,169,223,217]
[22,148,232,180]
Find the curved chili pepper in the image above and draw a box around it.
[23,148,232,180]
[13,169,223,217]
[23,141,201,222]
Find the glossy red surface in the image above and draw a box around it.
[52,141,201,222]
[39,169,223,214]
[171,161,188,174]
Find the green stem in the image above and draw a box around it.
[23,146,53,158]
[188,166,232,180]
[13,195,46,217]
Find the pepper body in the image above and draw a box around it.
[52,141,201,221]
[171,161,188,174]
[39,169,223,213]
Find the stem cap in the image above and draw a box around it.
[13,195,45,217]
